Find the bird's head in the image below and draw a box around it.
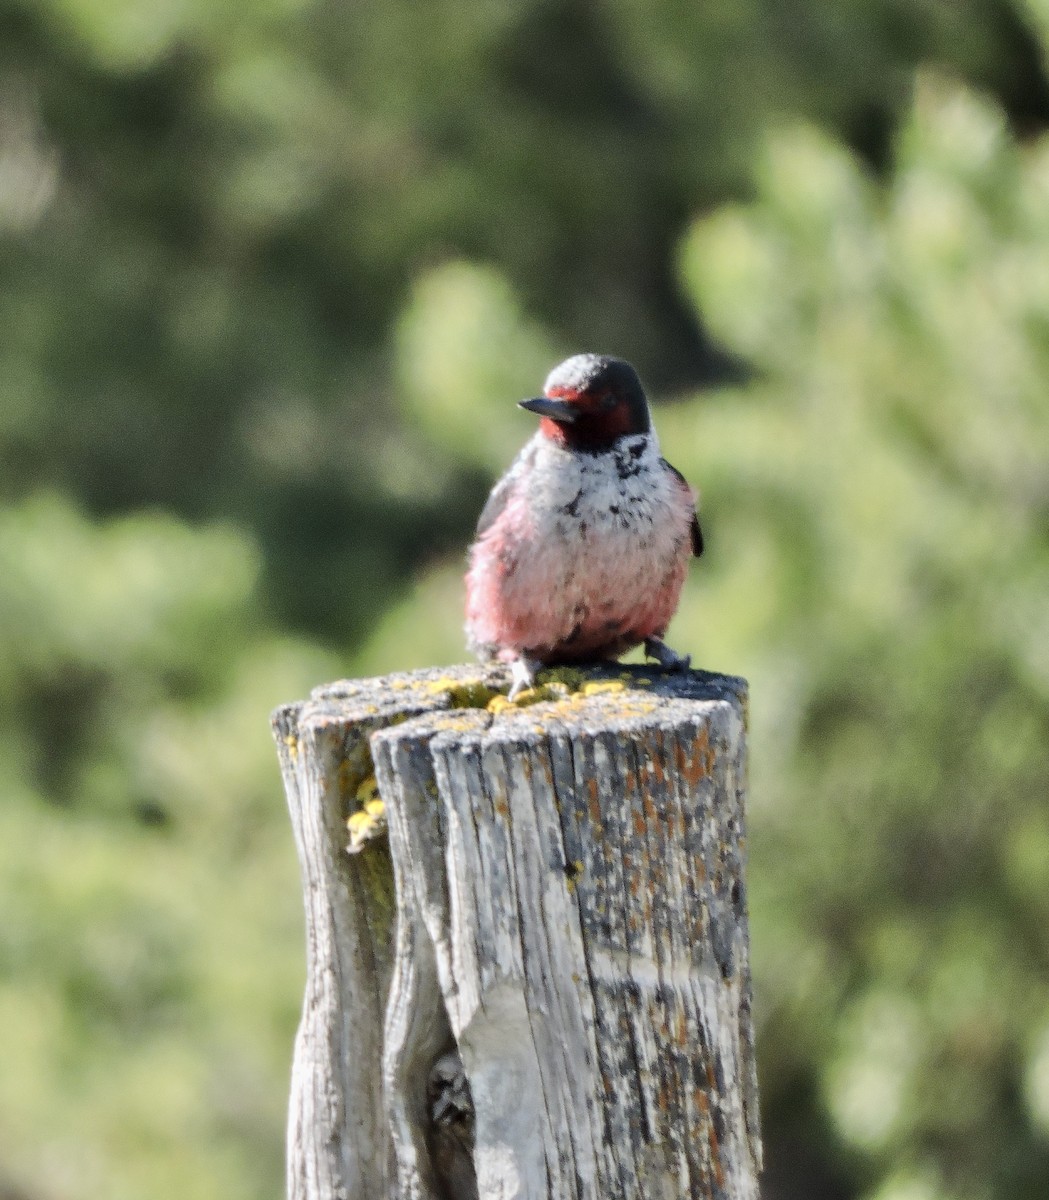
[519,354,651,450]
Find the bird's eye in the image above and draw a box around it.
[598,392,618,411]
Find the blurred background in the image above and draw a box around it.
[2,0,1049,1197]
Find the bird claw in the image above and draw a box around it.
[644,637,691,673]
[508,656,541,700]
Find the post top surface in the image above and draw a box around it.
[272,662,748,742]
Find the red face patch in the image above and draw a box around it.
[542,386,635,449]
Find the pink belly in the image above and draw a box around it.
[466,536,688,662]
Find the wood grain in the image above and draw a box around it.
[273,663,761,1199]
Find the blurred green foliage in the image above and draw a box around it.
[676,74,1049,1199]
[2,0,1049,1197]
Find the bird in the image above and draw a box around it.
[465,353,703,699]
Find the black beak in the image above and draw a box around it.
[518,396,578,423]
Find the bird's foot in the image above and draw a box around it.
[644,637,691,673]
[508,655,542,701]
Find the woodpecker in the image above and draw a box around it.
[465,353,702,699]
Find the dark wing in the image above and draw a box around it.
[473,439,536,538]
[474,472,514,539]
[691,512,704,558]
[661,458,704,558]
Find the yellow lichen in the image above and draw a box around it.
[448,680,499,708]
[346,802,388,853]
[402,663,673,717]
[581,681,626,696]
[346,810,370,836]
[541,665,587,690]
[422,676,498,708]
[345,772,388,853]
[486,679,574,711]
[422,676,458,694]
[356,774,380,807]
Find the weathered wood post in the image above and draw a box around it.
[272,662,761,1200]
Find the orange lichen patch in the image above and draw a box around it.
[707,1119,725,1189]
[675,728,710,789]
[586,777,601,821]
[649,754,667,787]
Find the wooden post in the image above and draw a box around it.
[272,663,761,1200]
